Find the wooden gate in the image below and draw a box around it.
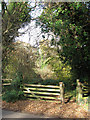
[23,82,64,103]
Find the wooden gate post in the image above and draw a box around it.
[59,82,64,103]
[76,79,82,104]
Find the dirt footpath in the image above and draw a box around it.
[2,110,50,118]
[2,100,89,118]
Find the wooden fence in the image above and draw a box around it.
[76,79,89,104]
[2,79,12,86]
[23,82,64,103]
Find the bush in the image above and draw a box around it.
[26,78,43,84]
[2,72,25,102]
[2,89,25,102]
[2,90,18,102]
[41,79,60,85]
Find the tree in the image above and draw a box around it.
[2,2,31,46]
[38,2,90,82]
[3,41,41,82]
[2,1,32,76]
[38,39,72,83]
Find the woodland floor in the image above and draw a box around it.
[2,99,89,119]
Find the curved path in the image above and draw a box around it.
[2,110,51,118]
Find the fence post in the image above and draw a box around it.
[76,79,82,104]
[59,82,64,103]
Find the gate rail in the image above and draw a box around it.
[23,82,64,103]
[2,79,12,86]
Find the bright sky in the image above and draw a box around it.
[1,1,58,47]
[0,3,1,12]
[15,1,43,47]
[0,0,54,47]
[15,21,42,47]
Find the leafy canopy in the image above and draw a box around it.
[39,2,90,82]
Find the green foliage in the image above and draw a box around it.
[39,2,90,83]
[24,78,42,84]
[2,89,25,103]
[11,72,23,90]
[3,41,41,82]
[3,90,18,102]
[2,2,32,79]
[2,2,31,46]
[2,72,25,102]
[41,79,60,86]
[39,40,72,83]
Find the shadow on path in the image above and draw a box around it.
[2,110,51,118]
